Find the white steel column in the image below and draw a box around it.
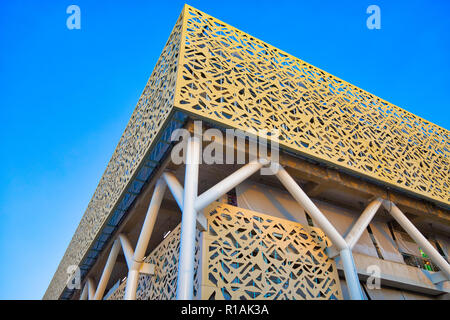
[118,234,134,267]
[195,158,266,212]
[345,198,383,250]
[119,234,138,300]
[383,201,450,279]
[163,172,184,210]
[176,136,200,300]
[274,164,364,300]
[274,165,347,249]
[93,239,121,300]
[120,178,167,300]
[133,178,167,262]
[339,248,364,298]
[79,283,88,300]
[87,278,95,300]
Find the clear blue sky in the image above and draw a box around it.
[0,0,449,299]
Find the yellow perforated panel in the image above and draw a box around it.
[107,202,341,300]
[200,202,342,300]
[47,4,449,301]
[175,5,449,206]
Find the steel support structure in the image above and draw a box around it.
[345,198,383,250]
[176,136,201,300]
[383,201,450,280]
[78,179,165,300]
[274,164,364,300]
[76,152,450,300]
[123,178,167,300]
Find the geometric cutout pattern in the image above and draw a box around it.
[46,3,449,300]
[199,202,342,300]
[106,202,341,300]
[175,5,449,206]
[107,224,202,300]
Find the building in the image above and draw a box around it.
[44,5,450,300]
